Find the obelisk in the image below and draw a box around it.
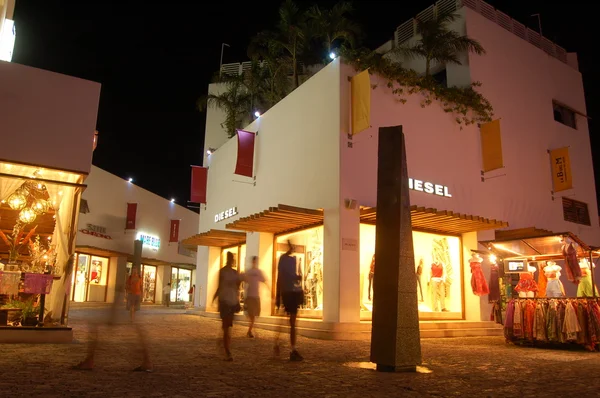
[370,126,422,372]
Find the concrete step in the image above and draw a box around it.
[187,310,504,340]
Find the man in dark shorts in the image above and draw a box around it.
[275,241,303,361]
[212,251,241,361]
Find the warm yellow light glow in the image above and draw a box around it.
[7,192,27,210]
[19,208,37,224]
[37,183,42,189]
[492,243,524,257]
[58,191,63,196]
[489,254,497,264]
[32,198,49,215]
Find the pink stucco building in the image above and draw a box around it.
[188,0,599,339]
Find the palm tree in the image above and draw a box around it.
[197,75,251,138]
[249,0,307,89]
[396,11,485,78]
[306,1,361,55]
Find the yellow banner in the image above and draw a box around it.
[351,69,371,135]
[550,147,573,192]
[480,119,503,172]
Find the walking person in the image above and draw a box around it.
[126,267,143,322]
[164,281,171,307]
[212,251,241,361]
[73,263,153,372]
[275,241,303,361]
[242,256,268,338]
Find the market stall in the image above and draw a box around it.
[479,231,600,351]
[0,160,84,329]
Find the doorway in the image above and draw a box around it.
[170,267,192,303]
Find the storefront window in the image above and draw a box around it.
[87,256,108,302]
[142,265,156,303]
[72,254,89,302]
[170,266,193,302]
[275,226,324,316]
[360,224,462,318]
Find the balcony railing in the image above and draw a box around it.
[394,0,569,66]
[219,61,306,77]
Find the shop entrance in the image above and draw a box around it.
[71,253,109,302]
[170,267,193,303]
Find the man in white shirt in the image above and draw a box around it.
[243,256,268,338]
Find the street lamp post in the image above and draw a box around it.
[219,43,230,78]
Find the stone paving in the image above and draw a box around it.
[1,306,600,397]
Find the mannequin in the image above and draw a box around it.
[562,237,582,284]
[544,261,565,298]
[514,263,538,298]
[577,258,598,297]
[429,261,448,312]
[468,253,490,296]
[416,258,424,302]
[368,254,375,301]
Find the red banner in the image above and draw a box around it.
[234,129,256,177]
[190,166,208,204]
[169,219,180,243]
[126,203,137,230]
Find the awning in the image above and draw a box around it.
[75,245,131,258]
[225,204,324,235]
[479,231,590,261]
[360,206,509,235]
[181,229,246,248]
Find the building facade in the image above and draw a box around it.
[73,166,198,306]
[188,0,599,338]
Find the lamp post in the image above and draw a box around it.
[219,43,230,78]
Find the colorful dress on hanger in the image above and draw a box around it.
[488,264,501,302]
[470,261,490,296]
[577,272,599,297]
[515,273,538,294]
[563,243,582,283]
[537,264,548,298]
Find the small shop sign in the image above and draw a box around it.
[79,223,112,240]
[408,178,452,198]
[137,232,161,251]
[214,207,238,223]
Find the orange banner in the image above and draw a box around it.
[549,147,573,192]
[480,119,503,172]
[351,69,371,135]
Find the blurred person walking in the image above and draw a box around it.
[242,256,268,338]
[212,251,241,361]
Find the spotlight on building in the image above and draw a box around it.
[128,178,133,183]
[329,52,336,60]
[207,147,216,155]
[170,198,175,203]
[254,111,261,118]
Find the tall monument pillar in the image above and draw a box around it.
[370,126,422,372]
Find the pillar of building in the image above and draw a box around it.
[106,256,128,303]
[245,232,274,315]
[195,245,222,311]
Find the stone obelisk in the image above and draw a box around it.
[370,126,422,372]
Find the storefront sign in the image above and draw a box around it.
[342,238,358,251]
[214,207,238,223]
[549,147,572,192]
[408,178,452,198]
[137,232,161,251]
[79,224,112,240]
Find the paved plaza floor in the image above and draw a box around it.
[1,306,600,397]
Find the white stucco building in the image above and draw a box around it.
[186,0,599,339]
[73,166,198,306]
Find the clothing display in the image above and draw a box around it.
[488,264,501,302]
[416,259,424,302]
[368,255,375,301]
[432,238,453,299]
[430,278,446,312]
[537,262,548,298]
[514,272,538,293]
[562,242,582,284]
[546,279,564,298]
[504,298,600,351]
[577,270,599,297]
[544,262,564,298]
[468,254,489,296]
[431,262,444,278]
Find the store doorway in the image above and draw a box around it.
[71,253,109,302]
[170,267,192,303]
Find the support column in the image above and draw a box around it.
[246,232,274,315]
[370,126,421,372]
[195,246,222,311]
[323,208,340,323]
[106,256,127,303]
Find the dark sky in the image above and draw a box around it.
[11,0,597,210]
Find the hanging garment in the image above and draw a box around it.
[488,264,501,302]
[470,261,490,296]
[585,302,597,350]
[523,300,536,341]
[562,243,582,284]
[537,263,548,298]
[430,278,445,312]
[0,271,20,296]
[577,273,599,297]
[491,301,503,325]
[513,301,523,338]
[504,300,515,340]
[546,300,558,342]
[534,301,548,341]
[576,301,588,345]
[546,279,563,298]
[515,273,538,293]
[557,301,567,343]
[563,301,581,341]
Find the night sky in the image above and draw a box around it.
[11,0,597,211]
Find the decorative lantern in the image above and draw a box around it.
[19,208,37,224]
[7,191,27,210]
[32,198,50,215]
